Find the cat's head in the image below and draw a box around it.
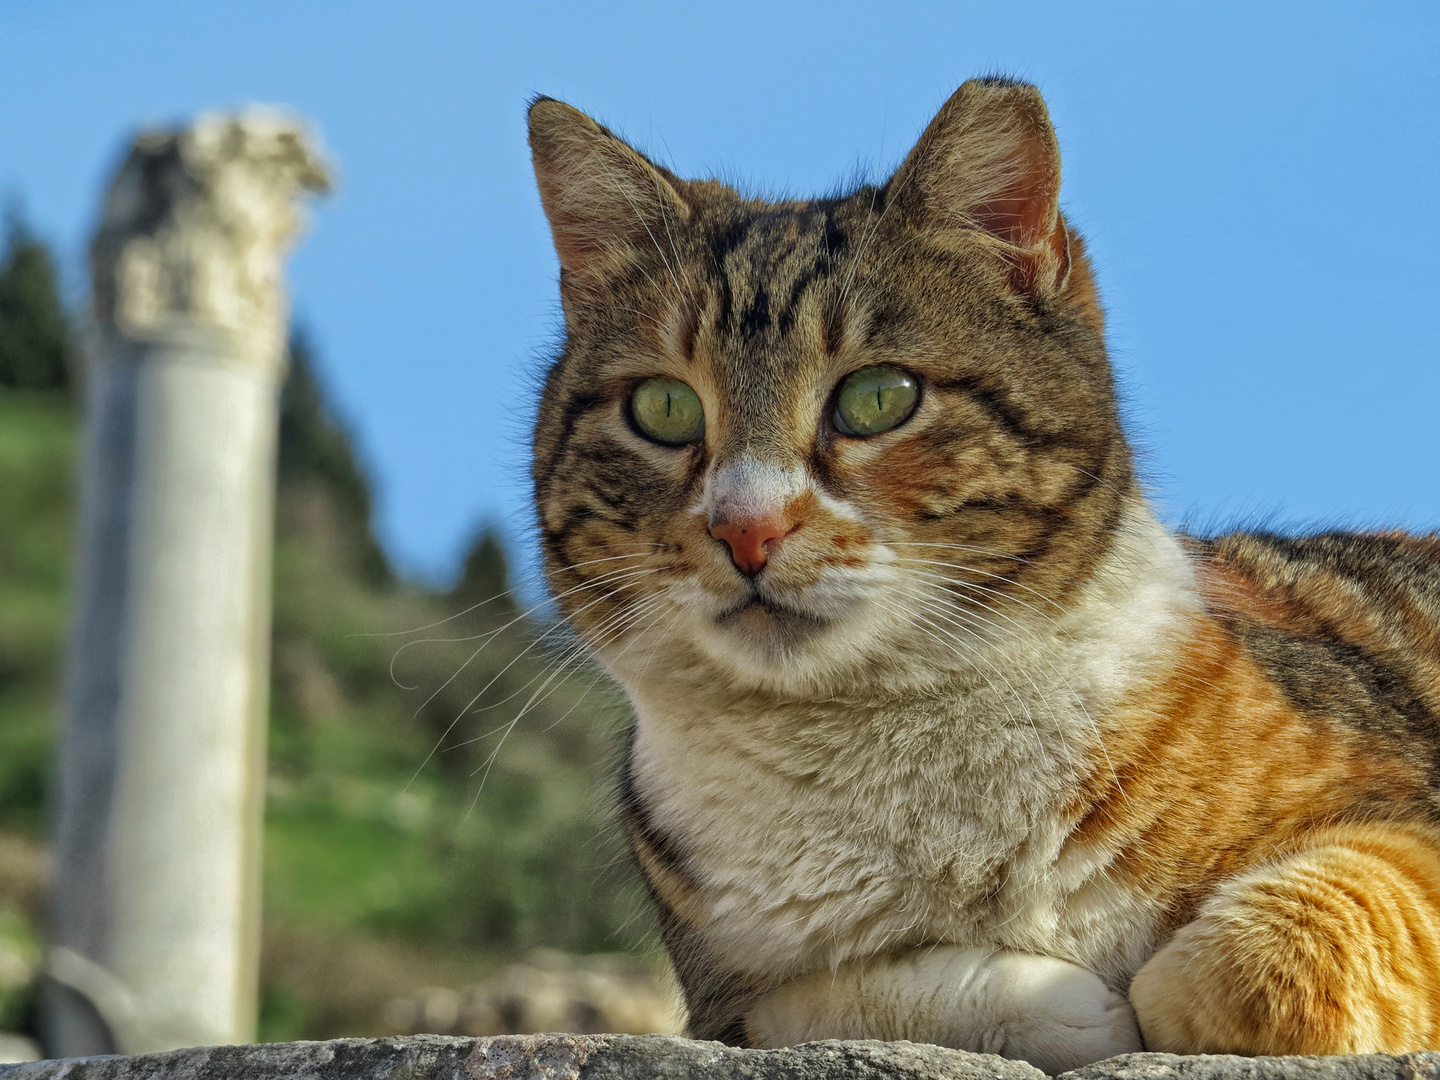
[529,79,1134,696]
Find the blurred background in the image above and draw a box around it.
[0,0,1436,1056]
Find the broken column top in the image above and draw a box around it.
[90,109,332,364]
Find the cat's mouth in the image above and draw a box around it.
[687,569,889,671]
[714,593,830,632]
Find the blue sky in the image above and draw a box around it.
[3,1,1436,582]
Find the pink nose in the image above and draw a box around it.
[709,515,793,577]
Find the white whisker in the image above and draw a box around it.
[401,565,664,793]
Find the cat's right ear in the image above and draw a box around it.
[528,98,691,306]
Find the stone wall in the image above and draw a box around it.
[2,1034,1438,1080]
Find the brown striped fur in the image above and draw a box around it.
[528,79,1440,1064]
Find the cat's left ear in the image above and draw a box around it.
[885,78,1069,296]
[528,97,691,306]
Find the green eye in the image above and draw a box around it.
[833,365,920,436]
[630,378,705,446]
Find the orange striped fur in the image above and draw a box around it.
[1131,819,1440,1054]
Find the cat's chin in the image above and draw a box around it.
[679,587,903,692]
[663,592,842,681]
[612,572,917,693]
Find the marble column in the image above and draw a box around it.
[46,111,330,1057]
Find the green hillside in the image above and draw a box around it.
[0,217,653,1044]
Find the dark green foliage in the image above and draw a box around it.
[264,335,653,1033]
[278,331,391,584]
[0,210,72,393]
[0,317,75,1043]
[262,425,651,1035]
[453,528,516,614]
[0,391,76,836]
[266,515,641,956]
[0,214,79,838]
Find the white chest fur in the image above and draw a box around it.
[620,504,1200,991]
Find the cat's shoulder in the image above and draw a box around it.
[1185,527,1440,621]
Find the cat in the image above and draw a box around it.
[526,77,1440,1071]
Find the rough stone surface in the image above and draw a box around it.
[2,1036,1439,1080]
[0,1036,1042,1080]
[0,1036,40,1065]
[1060,1052,1440,1080]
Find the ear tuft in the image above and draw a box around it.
[528,98,690,301]
[886,79,1069,295]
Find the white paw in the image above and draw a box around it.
[978,952,1143,1074]
[744,947,1142,1074]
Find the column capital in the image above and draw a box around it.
[90,109,332,367]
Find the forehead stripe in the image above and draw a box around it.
[931,374,1093,453]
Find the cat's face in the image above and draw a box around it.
[530,80,1133,694]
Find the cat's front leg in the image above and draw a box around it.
[1131,821,1440,1055]
[745,946,1142,1073]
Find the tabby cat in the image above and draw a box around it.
[527,78,1440,1070]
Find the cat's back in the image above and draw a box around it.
[1191,529,1440,765]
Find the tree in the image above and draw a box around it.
[0,207,72,392]
[276,329,391,583]
[453,527,515,613]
